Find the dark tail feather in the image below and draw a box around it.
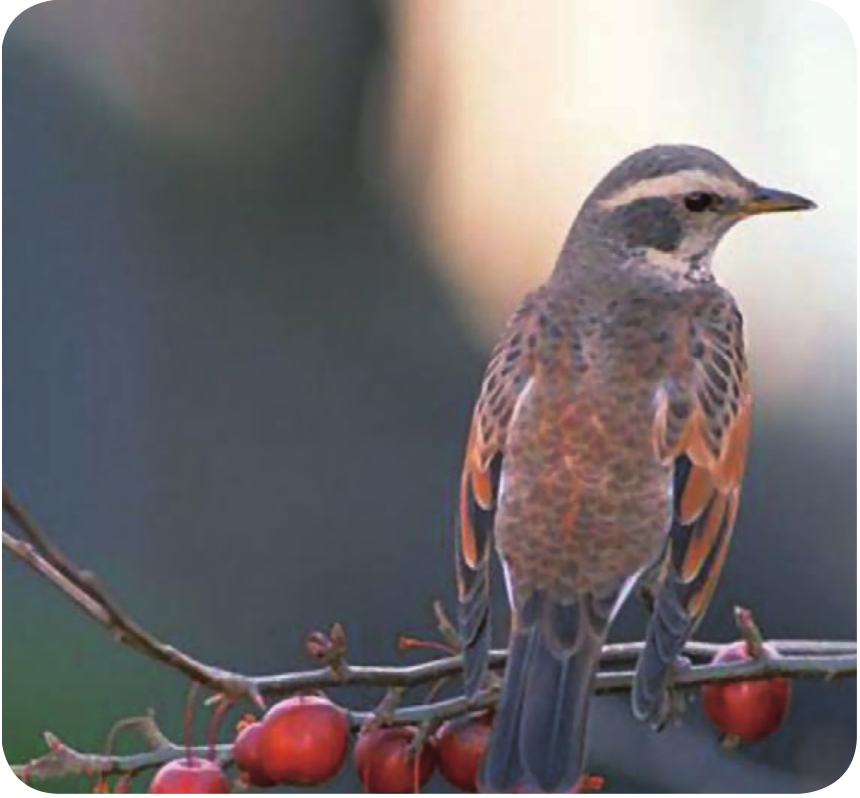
[459,557,491,698]
[519,628,603,791]
[631,570,693,725]
[480,599,606,793]
[478,626,536,791]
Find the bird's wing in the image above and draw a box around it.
[457,294,539,696]
[654,297,751,621]
[634,295,751,722]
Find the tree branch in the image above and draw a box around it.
[3,486,265,708]
[12,715,233,784]
[4,485,856,787]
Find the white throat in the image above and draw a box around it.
[644,236,716,280]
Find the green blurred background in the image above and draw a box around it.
[3,0,856,792]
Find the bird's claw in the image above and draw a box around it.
[651,655,692,732]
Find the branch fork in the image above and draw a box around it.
[4,485,856,787]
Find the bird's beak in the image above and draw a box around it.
[739,185,817,216]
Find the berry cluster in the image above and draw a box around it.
[147,695,494,793]
[145,636,792,793]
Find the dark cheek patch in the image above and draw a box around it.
[611,197,683,252]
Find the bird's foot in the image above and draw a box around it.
[651,655,693,732]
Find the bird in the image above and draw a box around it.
[453,144,815,793]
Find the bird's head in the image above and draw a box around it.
[572,144,816,278]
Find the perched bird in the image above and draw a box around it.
[454,145,815,793]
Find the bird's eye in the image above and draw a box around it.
[684,192,715,212]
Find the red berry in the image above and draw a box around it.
[257,694,349,785]
[148,758,230,793]
[701,641,791,741]
[232,721,275,787]
[354,726,437,793]
[436,713,492,792]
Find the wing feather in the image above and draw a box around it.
[634,295,751,724]
[654,298,751,611]
[457,294,539,696]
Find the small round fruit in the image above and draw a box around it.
[148,758,230,793]
[701,641,791,741]
[436,713,492,792]
[258,694,349,785]
[354,726,437,793]
[232,721,275,787]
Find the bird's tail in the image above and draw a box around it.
[479,595,609,793]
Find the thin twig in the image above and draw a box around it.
[3,485,857,787]
[13,729,232,782]
[14,642,857,785]
[2,528,852,702]
[4,485,266,708]
[245,641,857,699]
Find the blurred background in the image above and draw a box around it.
[2,0,855,792]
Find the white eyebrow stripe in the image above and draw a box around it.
[597,169,747,209]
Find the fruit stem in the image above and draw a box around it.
[734,606,766,659]
[183,682,201,765]
[206,696,235,762]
